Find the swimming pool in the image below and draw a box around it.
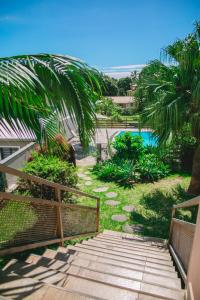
[117,131,157,146]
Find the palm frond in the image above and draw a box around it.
[0,54,102,148]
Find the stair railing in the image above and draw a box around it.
[0,164,100,256]
[169,196,200,300]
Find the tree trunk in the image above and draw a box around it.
[188,144,200,195]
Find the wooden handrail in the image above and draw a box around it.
[173,196,200,209]
[0,163,99,200]
[169,195,200,299]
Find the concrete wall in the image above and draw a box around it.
[1,142,35,190]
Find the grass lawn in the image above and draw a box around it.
[77,166,191,239]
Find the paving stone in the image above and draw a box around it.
[85,181,92,186]
[111,214,128,222]
[84,176,92,180]
[93,187,108,193]
[77,173,86,178]
[105,200,120,206]
[84,171,90,175]
[123,224,144,234]
[122,205,135,212]
[106,192,117,198]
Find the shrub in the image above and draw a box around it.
[113,132,144,161]
[17,152,78,202]
[135,153,170,182]
[93,158,136,184]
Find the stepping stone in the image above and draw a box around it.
[84,171,90,175]
[105,200,120,206]
[85,181,92,186]
[111,214,128,222]
[77,173,86,178]
[93,187,108,193]
[84,176,92,180]
[123,224,144,234]
[106,192,117,198]
[122,205,135,212]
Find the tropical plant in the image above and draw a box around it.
[0,54,101,148]
[17,152,77,202]
[95,97,122,117]
[113,132,144,161]
[135,22,200,194]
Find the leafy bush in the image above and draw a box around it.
[113,132,144,161]
[93,158,136,184]
[96,97,122,117]
[94,132,170,185]
[135,153,170,182]
[17,152,78,202]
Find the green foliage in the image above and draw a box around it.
[102,75,118,96]
[135,23,200,144]
[96,97,122,117]
[17,152,78,202]
[132,185,196,238]
[94,132,170,185]
[117,77,132,95]
[135,153,170,182]
[0,54,101,149]
[113,132,144,161]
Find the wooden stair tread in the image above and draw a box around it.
[97,234,168,253]
[65,275,167,300]
[63,245,175,272]
[0,273,100,300]
[66,265,184,300]
[83,239,171,260]
[67,243,174,267]
[24,253,180,290]
[94,236,169,254]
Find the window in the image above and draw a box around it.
[0,147,19,160]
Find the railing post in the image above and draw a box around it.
[187,205,200,300]
[55,187,64,246]
[96,198,100,232]
[169,207,175,243]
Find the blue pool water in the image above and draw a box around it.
[117,131,157,147]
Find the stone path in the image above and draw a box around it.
[105,192,117,198]
[84,176,92,181]
[122,205,135,212]
[93,187,108,193]
[105,200,120,206]
[123,224,144,234]
[111,214,128,222]
[85,181,92,186]
[77,173,86,178]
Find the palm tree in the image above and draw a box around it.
[0,54,101,149]
[135,22,200,195]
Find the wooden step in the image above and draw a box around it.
[64,245,175,272]
[66,265,184,300]
[24,253,180,290]
[95,235,169,254]
[73,252,177,278]
[3,259,67,287]
[84,239,171,260]
[26,250,177,280]
[70,257,181,290]
[98,233,167,251]
[69,243,174,267]
[65,275,167,300]
[0,272,100,300]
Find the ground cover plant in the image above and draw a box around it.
[78,166,191,239]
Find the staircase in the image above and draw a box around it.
[0,230,185,300]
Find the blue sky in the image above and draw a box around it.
[0,0,200,77]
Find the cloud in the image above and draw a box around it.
[107,64,146,70]
[101,64,146,78]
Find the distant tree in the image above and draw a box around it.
[117,77,132,95]
[102,75,118,96]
